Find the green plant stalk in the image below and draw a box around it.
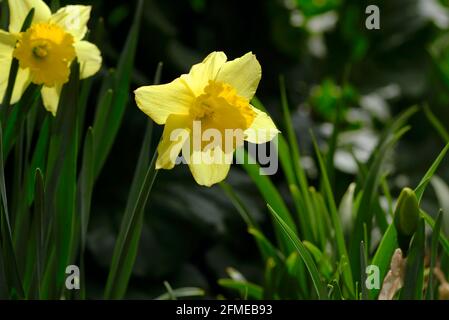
[237,148,297,254]
[104,151,159,299]
[279,77,315,242]
[311,131,354,296]
[268,205,327,299]
[93,0,144,179]
[426,211,442,300]
[0,123,24,298]
[350,125,410,280]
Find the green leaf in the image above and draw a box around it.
[39,63,80,298]
[431,176,449,237]
[268,204,327,299]
[220,182,258,228]
[424,105,449,143]
[104,151,158,299]
[92,88,113,179]
[104,61,162,299]
[0,0,8,30]
[311,132,354,295]
[426,211,442,300]
[248,227,284,264]
[155,287,205,300]
[279,78,315,241]
[0,122,24,298]
[3,85,41,160]
[218,279,263,299]
[32,169,45,299]
[415,143,449,203]
[78,128,94,254]
[359,241,368,300]
[350,124,410,280]
[93,0,144,179]
[220,182,286,264]
[369,140,449,299]
[369,224,398,300]
[76,128,94,299]
[421,211,449,256]
[400,219,425,300]
[237,148,297,254]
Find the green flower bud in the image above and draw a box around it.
[394,188,420,253]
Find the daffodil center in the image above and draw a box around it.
[191,81,256,131]
[32,42,50,59]
[13,22,77,87]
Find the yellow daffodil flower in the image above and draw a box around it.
[0,0,102,115]
[135,51,279,186]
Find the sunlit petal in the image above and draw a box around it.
[74,40,102,79]
[134,78,194,125]
[50,5,92,41]
[41,84,62,116]
[244,106,279,144]
[181,51,227,96]
[8,0,51,33]
[217,52,261,100]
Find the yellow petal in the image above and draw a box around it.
[50,5,91,41]
[0,31,17,101]
[8,0,51,33]
[244,106,279,144]
[11,68,31,104]
[134,78,194,125]
[156,114,191,170]
[188,147,232,187]
[217,52,261,100]
[41,84,62,116]
[181,51,227,96]
[74,40,102,79]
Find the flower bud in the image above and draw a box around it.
[394,188,420,253]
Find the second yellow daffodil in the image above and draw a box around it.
[0,0,102,115]
[135,51,279,187]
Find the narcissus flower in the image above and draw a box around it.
[0,0,102,115]
[135,52,279,186]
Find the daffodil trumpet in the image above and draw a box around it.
[135,51,279,187]
[0,0,102,115]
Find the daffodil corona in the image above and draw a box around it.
[0,0,102,115]
[135,52,279,186]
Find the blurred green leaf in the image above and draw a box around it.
[426,211,442,300]
[400,219,425,300]
[268,204,327,299]
[93,0,144,179]
[218,279,263,300]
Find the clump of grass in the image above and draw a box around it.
[220,85,449,300]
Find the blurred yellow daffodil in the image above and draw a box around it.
[135,51,279,186]
[0,0,102,115]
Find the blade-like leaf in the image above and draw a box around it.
[155,287,205,300]
[400,219,425,300]
[415,143,449,202]
[268,204,327,299]
[218,279,263,300]
[0,123,24,298]
[104,151,158,299]
[311,132,354,295]
[93,0,144,179]
[426,211,442,300]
